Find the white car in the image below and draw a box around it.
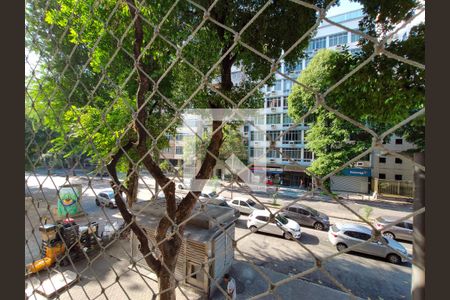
[95,189,117,208]
[247,209,302,240]
[227,197,263,215]
[328,223,409,264]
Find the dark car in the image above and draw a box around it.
[281,204,330,231]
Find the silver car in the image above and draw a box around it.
[95,190,117,208]
[328,223,409,264]
[374,216,413,242]
[227,197,264,215]
[247,209,302,240]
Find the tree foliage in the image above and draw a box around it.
[288,20,424,178]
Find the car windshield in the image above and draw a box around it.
[219,202,230,207]
[208,192,217,197]
[276,215,289,225]
[106,192,115,199]
[247,199,256,206]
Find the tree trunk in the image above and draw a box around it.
[125,164,139,208]
[158,269,176,300]
[412,152,425,300]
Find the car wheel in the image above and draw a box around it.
[313,222,324,231]
[108,203,114,209]
[249,226,258,233]
[383,232,395,240]
[283,232,293,240]
[95,199,100,206]
[387,253,401,264]
[336,243,348,252]
[178,184,183,189]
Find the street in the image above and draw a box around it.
[25,171,413,299]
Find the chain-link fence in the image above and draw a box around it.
[25,0,425,299]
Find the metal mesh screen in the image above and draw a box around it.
[25,0,425,299]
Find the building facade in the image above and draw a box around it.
[247,9,364,188]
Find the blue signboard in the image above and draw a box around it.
[341,168,371,177]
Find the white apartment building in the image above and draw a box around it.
[247,9,365,188]
[372,135,416,182]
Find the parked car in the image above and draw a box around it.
[199,191,225,203]
[374,216,413,242]
[328,223,409,264]
[281,204,330,231]
[207,198,241,219]
[95,189,117,208]
[227,197,264,215]
[247,209,301,240]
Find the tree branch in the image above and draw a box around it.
[107,142,161,274]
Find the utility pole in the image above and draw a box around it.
[412,152,425,300]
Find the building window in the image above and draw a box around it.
[266,131,281,142]
[327,9,364,23]
[351,32,362,43]
[282,148,302,160]
[395,138,403,144]
[308,37,326,51]
[175,133,185,141]
[329,32,348,46]
[395,174,403,181]
[379,157,386,163]
[286,62,302,73]
[266,114,281,125]
[251,114,265,125]
[267,148,281,158]
[283,130,302,143]
[266,97,281,108]
[275,80,282,91]
[395,158,403,164]
[175,146,183,155]
[303,150,313,161]
[284,80,293,92]
[283,113,293,126]
[283,97,288,108]
[378,173,386,179]
[250,131,265,141]
[243,125,249,133]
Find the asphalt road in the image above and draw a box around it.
[234,214,412,300]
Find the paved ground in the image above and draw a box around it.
[25,171,414,299]
[233,216,412,300]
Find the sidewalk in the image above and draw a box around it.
[210,261,361,300]
[26,240,359,300]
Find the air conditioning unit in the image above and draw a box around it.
[254,142,259,145]
[271,124,276,129]
[289,141,295,145]
[269,159,276,162]
[270,107,277,112]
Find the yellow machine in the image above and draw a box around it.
[26,243,65,274]
[26,221,100,275]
